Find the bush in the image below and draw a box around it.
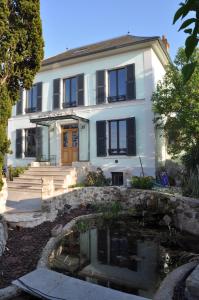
[131,176,154,190]
[182,169,199,198]
[68,183,86,188]
[85,168,111,187]
[8,166,27,180]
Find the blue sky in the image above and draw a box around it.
[40,0,186,60]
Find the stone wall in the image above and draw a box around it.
[41,186,199,236]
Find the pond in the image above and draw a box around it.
[49,214,199,299]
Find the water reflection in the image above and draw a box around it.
[49,217,198,298]
[79,227,159,298]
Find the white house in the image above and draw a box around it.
[7,35,169,184]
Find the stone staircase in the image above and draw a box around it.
[7,166,77,194]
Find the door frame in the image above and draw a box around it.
[61,124,79,165]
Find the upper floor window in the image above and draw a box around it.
[96,64,136,105]
[26,82,42,113]
[63,77,77,108]
[108,68,126,102]
[63,74,84,108]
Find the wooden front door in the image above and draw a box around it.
[61,127,78,164]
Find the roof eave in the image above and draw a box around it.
[39,37,170,72]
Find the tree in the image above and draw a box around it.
[173,0,199,82]
[152,48,199,196]
[152,48,199,160]
[0,0,44,189]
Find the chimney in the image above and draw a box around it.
[161,35,170,52]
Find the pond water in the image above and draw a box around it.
[49,215,199,299]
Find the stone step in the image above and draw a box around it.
[13,177,65,184]
[8,181,64,188]
[25,170,71,176]
[19,174,67,180]
[8,181,64,189]
[29,167,73,172]
[8,186,42,193]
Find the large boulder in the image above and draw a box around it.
[0,178,8,214]
[0,214,8,256]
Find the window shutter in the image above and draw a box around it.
[53,79,60,109]
[126,64,136,100]
[77,74,84,106]
[96,121,107,157]
[16,129,23,158]
[36,82,42,111]
[96,70,106,104]
[36,127,43,159]
[127,117,136,156]
[16,89,23,115]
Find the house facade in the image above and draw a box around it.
[7,35,169,182]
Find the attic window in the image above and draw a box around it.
[72,48,89,55]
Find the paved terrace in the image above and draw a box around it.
[13,269,150,300]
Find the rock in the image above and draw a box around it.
[185,264,199,300]
[0,178,8,214]
[0,215,8,256]
[51,224,63,237]
[184,212,193,218]
[154,262,198,300]
[163,215,172,227]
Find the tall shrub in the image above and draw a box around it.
[0,0,44,189]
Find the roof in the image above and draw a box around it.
[42,35,168,67]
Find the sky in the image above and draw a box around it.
[40,0,187,61]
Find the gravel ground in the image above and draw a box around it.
[0,206,93,289]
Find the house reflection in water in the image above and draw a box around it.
[79,227,160,298]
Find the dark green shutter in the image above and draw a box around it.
[127,117,136,156]
[96,70,106,104]
[53,79,60,109]
[126,64,136,100]
[37,82,42,111]
[77,74,84,106]
[16,89,23,115]
[96,121,107,157]
[16,129,22,158]
[36,127,43,159]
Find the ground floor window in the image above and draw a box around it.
[109,119,127,155]
[96,117,136,157]
[25,128,36,157]
[112,172,123,186]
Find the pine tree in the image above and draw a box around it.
[0,0,44,189]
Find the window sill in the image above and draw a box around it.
[103,155,137,159]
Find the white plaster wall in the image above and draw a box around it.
[13,49,145,113]
[8,46,167,176]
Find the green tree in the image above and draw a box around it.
[152,48,199,196]
[173,0,199,81]
[0,0,44,189]
[152,48,199,159]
